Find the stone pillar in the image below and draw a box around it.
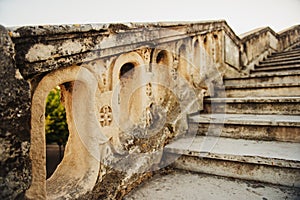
[0,25,31,199]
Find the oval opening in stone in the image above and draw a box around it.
[45,85,69,179]
[120,62,135,78]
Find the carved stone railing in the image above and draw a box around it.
[239,25,300,74]
[278,25,300,51]
[7,20,245,81]
[7,21,233,199]
[6,21,300,90]
[240,27,278,73]
[1,20,300,199]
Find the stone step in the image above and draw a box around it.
[271,50,300,56]
[257,59,300,68]
[224,70,300,86]
[251,68,300,76]
[188,113,300,142]
[267,51,300,60]
[252,64,300,73]
[124,170,300,200]
[219,82,300,97]
[260,55,300,65]
[164,136,300,187]
[271,49,300,57]
[202,97,300,115]
[267,51,300,61]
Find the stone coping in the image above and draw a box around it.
[240,25,300,42]
[6,20,227,37]
[239,27,275,40]
[278,24,300,36]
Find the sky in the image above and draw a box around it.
[0,0,299,35]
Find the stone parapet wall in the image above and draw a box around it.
[240,25,300,74]
[9,21,299,81]
[8,20,234,79]
[278,25,300,51]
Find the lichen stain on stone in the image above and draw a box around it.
[78,168,126,200]
[78,165,154,200]
[0,24,31,199]
[108,23,130,33]
[26,43,55,62]
[59,40,83,56]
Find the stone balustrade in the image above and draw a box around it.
[1,20,299,199]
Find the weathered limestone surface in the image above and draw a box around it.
[166,42,300,189]
[0,25,31,199]
[165,136,300,187]
[240,25,300,73]
[0,20,300,199]
[125,170,300,200]
[8,21,239,80]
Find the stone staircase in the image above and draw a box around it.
[164,46,300,187]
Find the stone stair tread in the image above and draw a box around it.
[253,64,300,72]
[267,53,300,61]
[268,49,300,55]
[165,136,300,168]
[258,59,300,67]
[270,52,300,59]
[262,55,300,63]
[205,96,300,103]
[202,96,300,115]
[189,113,300,126]
[225,70,300,80]
[124,170,300,200]
[225,81,300,89]
[271,49,300,56]
[250,70,300,76]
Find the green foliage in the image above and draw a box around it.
[45,87,69,145]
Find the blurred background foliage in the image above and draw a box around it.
[45,86,69,146]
